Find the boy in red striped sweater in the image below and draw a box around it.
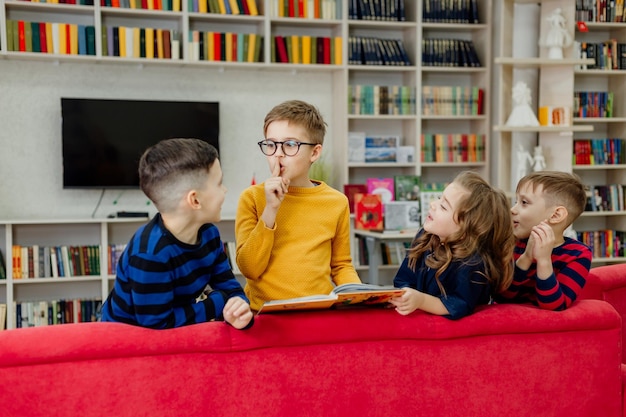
[497,171,592,310]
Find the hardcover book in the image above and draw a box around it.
[364,136,398,162]
[354,193,383,230]
[367,177,395,204]
[257,283,403,313]
[384,200,421,231]
[394,175,420,201]
[343,184,368,214]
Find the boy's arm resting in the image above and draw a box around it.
[235,187,275,280]
[534,247,592,310]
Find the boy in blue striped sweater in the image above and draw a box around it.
[101,138,253,329]
[497,171,592,310]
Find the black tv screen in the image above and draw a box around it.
[61,98,220,188]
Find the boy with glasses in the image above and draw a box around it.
[235,100,361,311]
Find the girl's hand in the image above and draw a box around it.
[390,287,423,316]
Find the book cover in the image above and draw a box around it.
[354,193,383,230]
[348,131,366,163]
[393,175,420,201]
[343,183,367,214]
[367,177,394,204]
[257,283,403,314]
[384,200,421,231]
[365,135,398,163]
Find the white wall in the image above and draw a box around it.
[0,60,334,219]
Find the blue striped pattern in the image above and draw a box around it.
[101,214,247,328]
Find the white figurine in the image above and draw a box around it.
[506,81,540,127]
[532,145,547,171]
[516,144,534,180]
[540,8,572,59]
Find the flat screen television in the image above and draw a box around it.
[61,98,220,189]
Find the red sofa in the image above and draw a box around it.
[0,268,624,417]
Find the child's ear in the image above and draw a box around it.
[549,205,568,224]
[310,144,323,163]
[186,190,201,209]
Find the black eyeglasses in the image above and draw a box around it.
[257,139,317,156]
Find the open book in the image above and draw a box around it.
[257,283,403,314]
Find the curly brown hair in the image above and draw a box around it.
[407,171,515,294]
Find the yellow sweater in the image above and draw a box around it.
[235,181,361,310]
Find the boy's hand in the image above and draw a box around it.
[223,297,254,329]
[530,220,556,280]
[264,162,290,209]
[530,220,555,261]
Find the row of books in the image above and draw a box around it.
[348,84,416,115]
[348,36,411,66]
[586,184,626,212]
[189,0,258,14]
[421,133,485,163]
[100,0,181,9]
[6,20,96,55]
[344,175,421,213]
[576,40,626,70]
[13,0,94,4]
[10,244,127,279]
[188,32,263,63]
[573,139,625,165]
[274,0,339,19]
[421,38,481,67]
[575,0,625,23]
[421,86,484,116]
[12,245,99,279]
[272,35,342,65]
[353,193,421,231]
[348,132,414,164]
[577,230,626,259]
[102,26,181,59]
[422,0,479,23]
[573,91,614,118]
[348,0,406,21]
[352,237,410,267]
[14,298,102,328]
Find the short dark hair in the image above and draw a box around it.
[516,171,587,224]
[139,138,219,210]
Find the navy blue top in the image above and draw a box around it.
[393,232,490,319]
[101,214,248,329]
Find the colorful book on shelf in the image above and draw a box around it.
[343,184,367,214]
[364,136,398,163]
[393,175,420,201]
[257,283,403,314]
[354,193,384,230]
[384,201,421,231]
[366,177,394,204]
[348,131,366,163]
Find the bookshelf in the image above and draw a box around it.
[572,16,626,264]
[0,0,493,288]
[0,218,148,329]
[0,217,244,329]
[493,0,593,194]
[337,0,492,189]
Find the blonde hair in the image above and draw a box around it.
[516,171,587,226]
[407,171,514,294]
[263,100,327,145]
